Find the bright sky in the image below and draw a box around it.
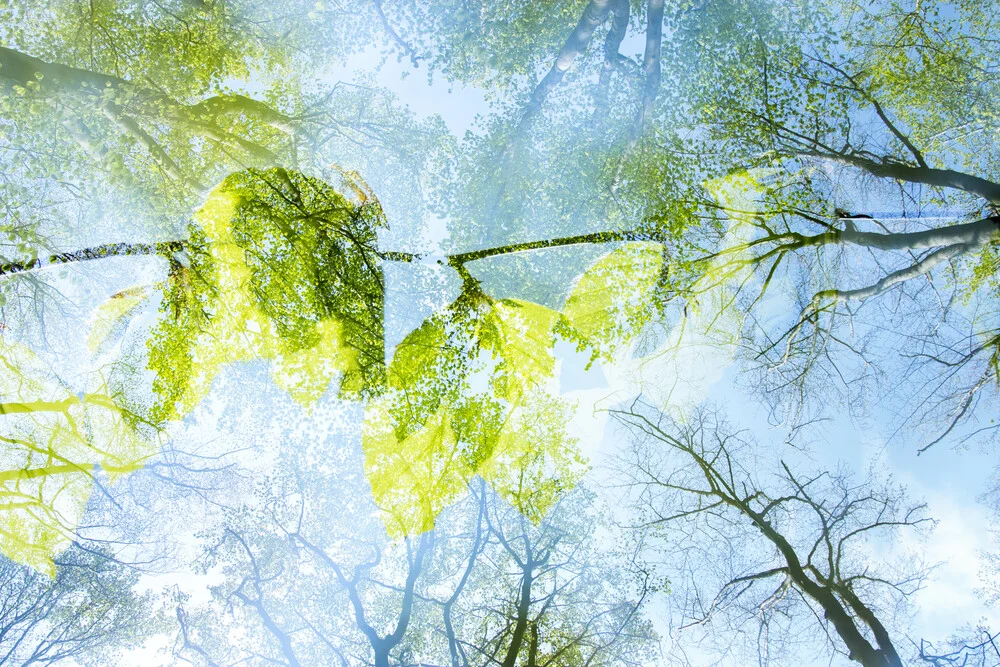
[94,30,1000,667]
[352,44,1000,657]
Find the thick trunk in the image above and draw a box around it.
[836,583,904,666]
[0,45,294,181]
[835,215,999,250]
[523,0,615,119]
[808,151,1000,206]
[0,45,293,130]
[186,94,298,135]
[0,45,120,91]
[527,620,539,667]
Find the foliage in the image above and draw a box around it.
[0,333,155,573]
[148,168,384,422]
[0,545,156,665]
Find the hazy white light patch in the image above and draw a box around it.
[342,51,489,138]
[559,171,774,461]
[859,438,1000,643]
[911,494,1000,636]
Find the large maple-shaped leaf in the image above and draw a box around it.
[560,242,665,361]
[148,168,384,421]
[363,290,584,536]
[0,337,155,574]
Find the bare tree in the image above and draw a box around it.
[613,403,934,667]
[640,0,1000,451]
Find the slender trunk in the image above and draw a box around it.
[501,562,534,667]
[485,0,614,230]
[592,0,631,127]
[611,0,665,191]
[371,0,420,67]
[522,0,615,121]
[814,242,974,305]
[636,0,665,131]
[0,227,655,282]
[445,492,485,667]
[734,502,901,667]
[527,620,539,667]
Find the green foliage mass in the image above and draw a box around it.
[148,167,385,422]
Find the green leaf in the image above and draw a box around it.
[0,338,155,574]
[363,291,584,536]
[561,242,664,361]
[363,404,464,536]
[87,287,149,355]
[148,168,379,421]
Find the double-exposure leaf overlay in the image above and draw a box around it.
[364,242,666,535]
[71,166,671,544]
[0,337,154,574]
[148,167,386,422]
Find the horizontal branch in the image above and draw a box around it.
[445,229,655,265]
[802,150,1000,206]
[812,242,975,306]
[700,215,999,270]
[0,241,184,278]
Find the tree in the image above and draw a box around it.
[2,3,998,663]
[0,156,684,552]
[0,327,156,572]
[360,0,1000,456]
[0,0,699,567]
[612,404,936,666]
[2,0,995,573]
[452,483,657,667]
[917,627,1000,667]
[0,0,447,568]
[0,543,156,665]
[168,437,656,667]
[641,0,1000,449]
[0,0,446,276]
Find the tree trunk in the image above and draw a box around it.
[501,564,534,667]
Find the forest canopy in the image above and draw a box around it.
[0,0,997,665]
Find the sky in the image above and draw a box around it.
[4,4,998,665]
[108,39,1000,663]
[346,39,1000,654]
